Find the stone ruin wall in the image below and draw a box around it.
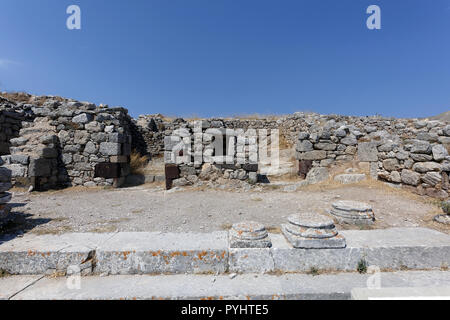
[133,115,304,188]
[1,93,449,199]
[133,115,300,158]
[135,113,450,199]
[294,114,450,200]
[0,94,133,190]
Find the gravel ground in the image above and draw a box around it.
[3,181,448,236]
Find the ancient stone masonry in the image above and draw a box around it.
[0,159,12,227]
[162,120,269,187]
[294,115,450,199]
[134,114,303,158]
[2,92,449,199]
[0,93,133,190]
[0,96,35,155]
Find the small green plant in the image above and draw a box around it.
[307,266,320,276]
[357,259,368,274]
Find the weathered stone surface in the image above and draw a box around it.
[432,144,448,161]
[413,162,442,173]
[305,167,329,184]
[0,167,12,182]
[425,188,448,200]
[341,136,357,146]
[422,172,442,187]
[28,159,51,177]
[334,174,366,184]
[38,147,58,159]
[0,182,12,193]
[330,201,375,225]
[296,140,313,152]
[230,221,271,248]
[72,113,94,124]
[95,232,229,275]
[4,164,27,178]
[298,150,327,160]
[357,142,378,162]
[10,154,29,165]
[248,172,258,184]
[172,177,189,187]
[434,214,450,225]
[315,143,336,151]
[84,141,98,154]
[389,171,402,183]
[99,142,121,156]
[395,151,409,160]
[0,228,449,276]
[401,169,421,186]
[281,225,346,249]
[74,131,90,145]
[410,154,433,162]
[383,158,400,171]
[0,193,12,204]
[410,140,431,154]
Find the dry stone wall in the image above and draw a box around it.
[0,94,133,190]
[0,160,12,227]
[294,114,450,199]
[2,92,449,199]
[136,112,449,199]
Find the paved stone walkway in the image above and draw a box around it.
[2,271,450,300]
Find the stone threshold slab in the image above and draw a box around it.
[0,228,449,275]
[4,271,450,300]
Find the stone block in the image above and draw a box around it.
[110,155,128,163]
[432,144,448,161]
[95,232,228,275]
[281,213,346,249]
[10,154,29,165]
[334,174,366,184]
[28,159,51,177]
[299,150,327,161]
[410,140,431,154]
[72,113,94,124]
[401,169,421,186]
[228,249,274,273]
[357,142,378,162]
[4,164,27,178]
[99,142,121,156]
[330,201,375,225]
[305,167,329,184]
[296,140,313,152]
[413,162,442,173]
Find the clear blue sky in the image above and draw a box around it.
[1,0,449,118]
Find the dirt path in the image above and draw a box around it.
[4,181,448,236]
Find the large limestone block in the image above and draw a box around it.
[357,142,378,162]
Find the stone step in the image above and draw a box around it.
[0,228,449,276]
[2,271,450,300]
